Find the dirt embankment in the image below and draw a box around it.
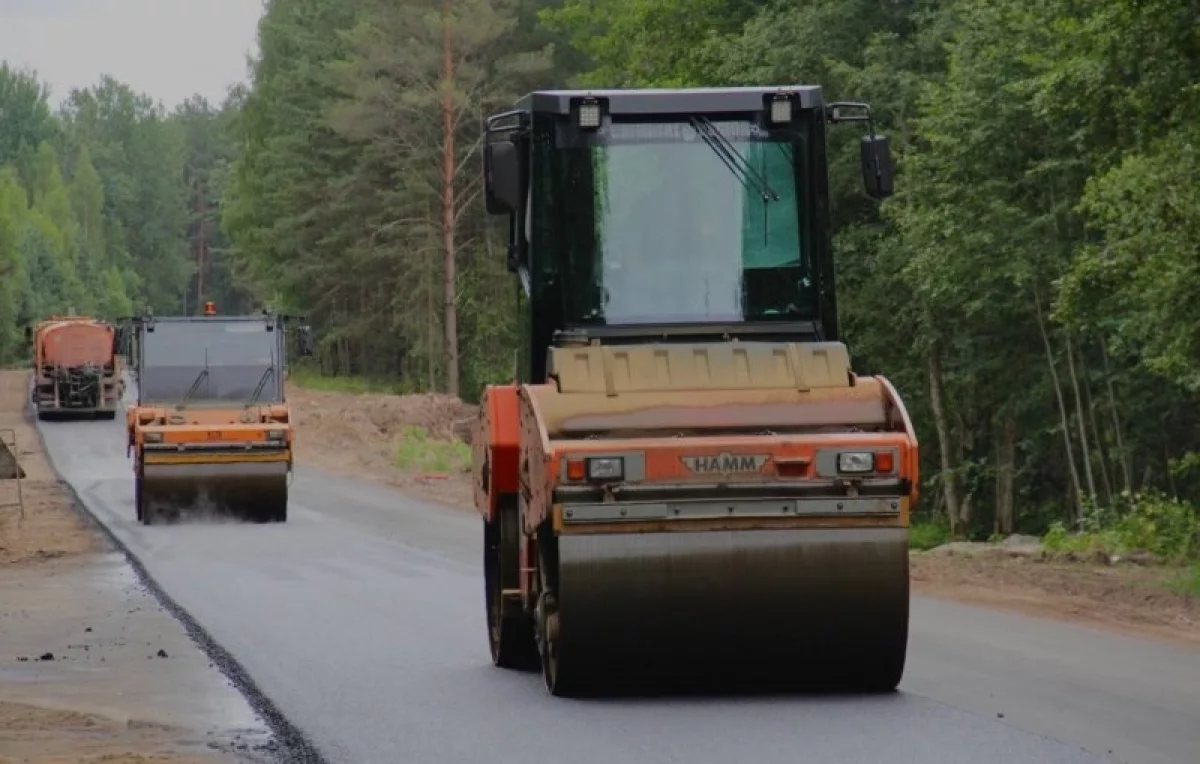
[287,385,477,509]
[0,370,260,764]
[911,543,1199,649]
[283,382,1200,650]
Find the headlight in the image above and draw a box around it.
[836,451,874,474]
[143,432,163,443]
[266,430,285,441]
[586,456,624,481]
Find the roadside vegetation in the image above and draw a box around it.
[395,425,471,475]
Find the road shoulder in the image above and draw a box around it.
[0,369,277,763]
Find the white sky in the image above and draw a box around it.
[0,0,265,110]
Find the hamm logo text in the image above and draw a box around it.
[680,453,770,474]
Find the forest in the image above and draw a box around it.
[1,0,1198,546]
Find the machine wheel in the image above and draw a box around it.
[484,499,537,670]
[260,483,288,523]
[846,591,908,693]
[265,490,288,523]
[536,537,590,697]
[135,475,149,525]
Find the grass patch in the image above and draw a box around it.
[287,366,407,395]
[395,425,471,474]
[910,519,951,551]
[1163,564,1200,599]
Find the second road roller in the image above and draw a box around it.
[125,303,314,525]
[472,85,919,696]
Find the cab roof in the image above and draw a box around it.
[514,86,824,116]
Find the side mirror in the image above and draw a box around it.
[485,140,523,215]
[298,326,315,357]
[861,134,894,199]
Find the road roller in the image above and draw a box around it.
[472,86,919,696]
[125,304,314,525]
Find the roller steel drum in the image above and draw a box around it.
[139,461,288,524]
[544,527,909,695]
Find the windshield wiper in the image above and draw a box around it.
[688,116,780,202]
[247,366,274,407]
[177,368,209,409]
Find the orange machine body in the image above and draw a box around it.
[475,368,920,599]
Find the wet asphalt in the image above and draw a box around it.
[35,410,1200,764]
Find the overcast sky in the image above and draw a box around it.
[0,0,265,109]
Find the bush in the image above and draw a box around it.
[909,519,951,550]
[1042,491,1200,562]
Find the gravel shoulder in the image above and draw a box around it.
[0,370,273,764]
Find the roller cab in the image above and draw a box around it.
[125,309,313,525]
[474,86,914,697]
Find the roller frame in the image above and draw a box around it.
[474,380,918,698]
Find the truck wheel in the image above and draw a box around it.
[484,501,537,670]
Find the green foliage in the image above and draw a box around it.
[1164,565,1200,599]
[223,0,554,396]
[909,520,951,551]
[394,425,471,474]
[0,63,249,364]
[288,365,416,395]
[1042,492,1200,562]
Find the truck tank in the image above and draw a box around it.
[31,316,121,420]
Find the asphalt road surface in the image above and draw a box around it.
[37,411,1200,764]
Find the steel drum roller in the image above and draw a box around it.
[140,461,288,523]
[550,527,909,693]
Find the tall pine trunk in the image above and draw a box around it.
[994,414,1016,535]
[1034,286,1083,520]
[927,340,962,536]
[1064,332,1097,503]
[441,0,460,396]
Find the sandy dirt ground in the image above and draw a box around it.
[911,548,1199,648]
[284,382,1200,650]
[287,385,477,510]
[0,371,266,764]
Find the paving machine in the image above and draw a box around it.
[27,315,123,420]
[472,86,919,696]
[125,304,314,525]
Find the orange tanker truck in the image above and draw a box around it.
[125,303,314,525]
[28,315,123,420]
[472,86,919,696]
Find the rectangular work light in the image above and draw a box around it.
[769,94,793,124]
